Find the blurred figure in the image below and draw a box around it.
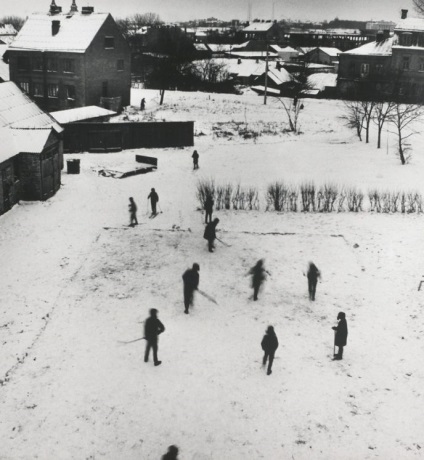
[128,197,138,226]
[182,263,200,314]
[203,218,219,253]
[192,150,199,169]
[148,188,159,216]
[204,195,214,224]
[261,326,279,375]
[162,445,179,460]
[332,312,348,360]
[307,262,321,301]
[249,259,269,301]
[144,309,165,366]
[140,98,146,110]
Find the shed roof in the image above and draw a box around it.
[265,67,292,85]
[225,51,278,59]
[307,73,337,90]
[308,47,341,57]
[395,17,424,32]
[243,22,275,32]
[51,106,116,124]
[343,37,394,56]
[9,11,110,53]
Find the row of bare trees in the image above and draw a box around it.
[342,100,424,165]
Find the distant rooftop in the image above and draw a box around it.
[395,17,424,32]
[342,37,394,56]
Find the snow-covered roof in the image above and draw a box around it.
[11,128,52,154]
[343,37,394,56]
[9,12,110,53]
[265,68,292,85]
[50,106,116,124]
[0,127,18,163]
[395,17,424,32]
[218,58,266,78]
[0,45,9,81]
[207,44,234,53]
[307,73,337,91]
[194,43,209,52]
[270,44,284,53]
[280,46,298,53]
[225,51,278,59]
[0,24,17,35]
[298,47,315,54]
[309,47,341,57]
[0,82,62,132]
[251,85,280,95]
[243,22,275,32]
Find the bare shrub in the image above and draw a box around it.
[223,184,233,210]
[346,188,364,212]
[215,186,224,210]
[368,189,379,212]
[266,182,290,211]
[300,182,316,212]
[337,188,346,212]
[196,179,215,208]
[288,186,299,212]
[246,187,260,210]
[318,183,338,212]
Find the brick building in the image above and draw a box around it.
[7,1,131,112]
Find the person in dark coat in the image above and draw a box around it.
[249,259,269,301]
[307,262,321,301]
[144,308,165,366]
[204,195,214,224]
[203,218,219,252]
[261,326,279,375]
[140,98,146,110]
[147,188,159,215]
[128,197,138,226]
[162,445,179,460]
[182,263,200,314]
[192,150,199,169]
[332,312,348,360]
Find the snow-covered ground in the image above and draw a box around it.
[1,89,424,459]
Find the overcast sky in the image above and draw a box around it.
[3,0,414,23]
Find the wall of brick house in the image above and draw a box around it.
[9,50,87,111]
[85,14,131,107]
[19,152,42,200]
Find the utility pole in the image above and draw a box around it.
[264,43,269,105]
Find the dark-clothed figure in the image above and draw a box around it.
[182,263,200,314]
[147,188,159,215]
[261,326,279,375]
[307,262,321,301]
[128,197,138,226]
[192,150,199,169]
[204,195,214,224]
[332,312,348,360]
[249,259,268,301]
[162,445,179,460]
[203,218,219,252]
[140,98,146,110]
[144,309,165,366]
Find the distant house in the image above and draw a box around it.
[307,73,338,98]
[225,58,266,85]
[303,47,341,65]
[0,24,17,45]
[0,81,63,214]
[242,21,280,41]
[7,1,131,112]
[252,63,293,95]
[271,45,299,61]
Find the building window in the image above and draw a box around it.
[402,56,410,70]
[19,81,30,93]
[33,58,43,71]
[17,57,30,71]
[375,64,383,74]
[47,58,58,72]
[360,63,369,77]
[33,83,44,97]
[65,85,75,100]
[104,36,115,49]
[117,59,124,71]
[47,84,59,98]
[63,59,75,73]
[401,33,412,46]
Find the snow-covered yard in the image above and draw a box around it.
[1,90,424,459]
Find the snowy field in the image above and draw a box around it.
[1,89,424,459]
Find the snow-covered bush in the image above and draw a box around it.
[300,182,316,212]
[346,188,364,212]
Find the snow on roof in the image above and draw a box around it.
[343,37,394,56]
[251,85,280,95]
[243,22,275,32]
[308,47,341,57]
[11,128,52,154]
[0,127,18,163]
[0,24,17,35]
[9,12,110,53]
[395,17,424,32]
[50,106,116,124]
[207,44,234,52]
[265,67,292,85]
[307,73,337,91]
[0,82,62,132]
[205,58,265,78]
[269,44,284,52]
[0,45,9,81]
[280,46,298,53]
[298,47,315,54]
[225,51,278,59]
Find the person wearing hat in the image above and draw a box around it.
[128,197,138,227]
[162,445,179,460]
[307,262,321,301]
[332,312,348,360]
[261,326,279,375]
[192,150,199,170]
[182,263,200,314]
[203,218,220,253]
[144,308,165,366]
[147,188,159,216]
[248,259,269,301]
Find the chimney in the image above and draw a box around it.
[70,0,78,12]
[383,29,390,39]
[401,9,408,19]
[49,0,62,14]
[52,19,60,35]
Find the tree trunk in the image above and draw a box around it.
[398,130,406,165]
[377,125,382,149]
[160,89,165,105]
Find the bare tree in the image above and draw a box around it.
[0,15,25,31]
[389,103,424,165]
[360,100,375,144]
[413,0,424,15]
[192,59,229,84]
[341,100,365,141]
[372,101,396,149]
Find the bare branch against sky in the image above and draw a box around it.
[3,0,412,22]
